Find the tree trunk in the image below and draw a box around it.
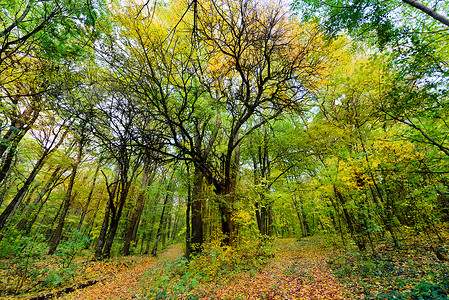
[171,207,180,242]
[122,161,153,256]
[26,187,55,235]
[0,104,40,185]
[77,159,101,231]
[102,174,134,258]
[95,167,120,259]
[0,151,48,231]
[0,138,21,187]
[0,125,66,232]
[144,197,159,254]
[334,186,366,251]
[151,180,173,257]
[48,191,77,255]
[48,140,84,255]
[190,164,203,253]
[87,192,103,237]
[16,167,63,231]
[218,142,239,245]
[0,165,13,207]
[301,204,310,236]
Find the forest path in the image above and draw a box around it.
[56,238,352,300]
[59,244,183,300]
[195,237,353,299]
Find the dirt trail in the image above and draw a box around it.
[197,238,354,299]
[60,245,183,300]
[34,239,351,300]
[268,238,354,299]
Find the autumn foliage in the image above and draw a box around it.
[1,0,449,299]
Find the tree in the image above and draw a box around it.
[0,0,106,190]
[48,131,87,255]
[292,0,449,45]
[109,0,327,247]
[0,114,67,232]
[0,0,105,67]
[192,0,324,244]
[293,0,449,163]
[122,157,156,256]
[77,157,102,232]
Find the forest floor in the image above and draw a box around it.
[24,238,351,300]
[3,235,448,299]
[181,238,354,299]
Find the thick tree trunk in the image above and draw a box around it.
[94,199,111,259]
[0,138,21,186]
[301,205,309,236]
[48,191,77,255]
[334,186,366,251]
[219,142,239,245]
[102,217,120,258]
[255,202,268,236]
[190,165,203,253]
[0,167,12,207]
[267,206,274,236]
[401,0,449,27]
[0,105,40,185]
[102,178,133,258]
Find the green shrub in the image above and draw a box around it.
[366,280,448,299]
[44,230,91,287]
[0,230,47,294]
[140,240,275,299]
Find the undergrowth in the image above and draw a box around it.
[139,238,275,299]
[0,229,91,296]
[329,234,449,299]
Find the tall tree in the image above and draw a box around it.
[293,0,449,162]
[0,114,67,231]
[109,0,326,246]
[122,157,156,256]
[0,0,106,187]
[48,133,87,255]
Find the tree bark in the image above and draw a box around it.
[144,196,159,254]
[0,151,48,231]
[102,157,142,258]
[122,161,154,256]
[95,167,120,259]
[48,139,85,255]
[190,164,203,253]
[0,104,40,185]
[151,176,174,257]
[0,138,21,186]
[77,160,101,231]
[401,0,449,27]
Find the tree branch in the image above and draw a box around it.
[402,0,449,27]
[0,0,33,38]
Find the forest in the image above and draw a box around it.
[0,0,448,299]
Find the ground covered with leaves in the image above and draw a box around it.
[2,235,448,299]
[136,238,352,299]
[329,234,449,299]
